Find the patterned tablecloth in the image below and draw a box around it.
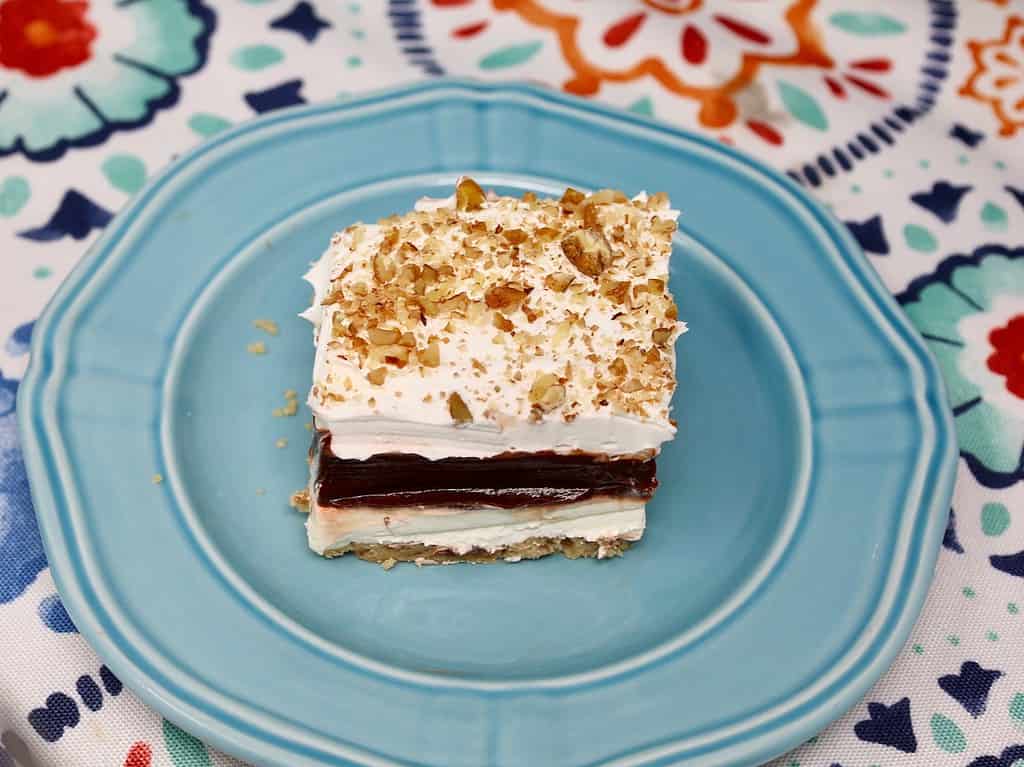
[1,1,1023,765]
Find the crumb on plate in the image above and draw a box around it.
[290,489,310,512]
[253,319,279,336]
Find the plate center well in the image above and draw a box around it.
[164,176,809,683]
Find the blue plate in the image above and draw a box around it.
[19,81,956,767]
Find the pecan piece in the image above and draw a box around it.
[456,177,486,211]
[448,392,473,424]
[561,228,612,277]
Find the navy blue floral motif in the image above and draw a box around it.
[100,665,123,696]
[270,2,330,43]
[910,181,972,223]
[18,190,111,242]
[939,661,1002,717]
[966,744,1024,767]
[845,215,889,256]
[853,697,918,753]
[245,80,307,114]
[28,693,79,743]
[1006,186,1024,211]
[950,124,984,147]
[386,0,443,77]
[27,666,122,742]
[76,676,102,712]
[943,509,964,554]
[990,550,1024,579]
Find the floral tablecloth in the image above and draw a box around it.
[1,1,1023,765]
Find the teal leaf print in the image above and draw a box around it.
[0,176,29,218]
[930,713,966,753]
[102,155,147,195]
[628,97,654,117]
[981,201,1008,232]
[982,502,1010,536]
[479,41,543,70]
[777,81,828,131]
[163,719,211,767]
[1011,692,1024,728]
[903,224,937,253]
[829,13,907,36]
[231,44,284,71]
[188,113,232,138]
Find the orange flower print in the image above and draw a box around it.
[960,15,1024,137]
[490,0,832,128]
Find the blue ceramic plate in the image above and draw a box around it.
[20,81,956,767]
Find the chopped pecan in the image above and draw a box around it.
[456,177,486,211]
[561,228,612,277]
[448,392,473,423]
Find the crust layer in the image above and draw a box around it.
[324,536,632,566]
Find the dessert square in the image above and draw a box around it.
[300,178,685,565]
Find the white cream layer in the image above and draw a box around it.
[309,414,672,460]
[306,497,645,557]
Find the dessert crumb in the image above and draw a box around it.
[275,438,288,449]
[380,558,397,571]
[273,393,299,417]
[304,421,313,431]
[152,473,164,485]
[255,488,266,496]
[290,489,310,512]
[247,341,267,355]
[253,319,279,336]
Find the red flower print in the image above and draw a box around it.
[988,314,1024,399]
[124,741,152,767]
[0,0,96,78]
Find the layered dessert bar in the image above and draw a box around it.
[300,178,685,564]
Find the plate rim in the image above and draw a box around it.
[18,79,958,767]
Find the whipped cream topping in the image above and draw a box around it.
[303,183,685,460]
